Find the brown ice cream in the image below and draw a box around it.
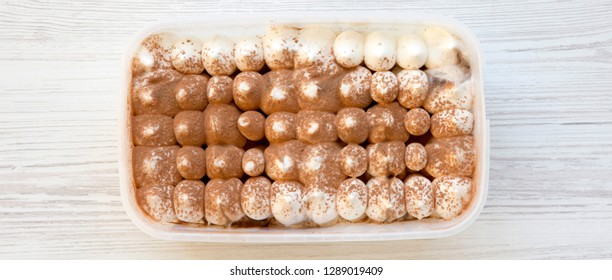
[203,103,246,147]
[132,115,176,146]
[173,180,205,223]
[233,71,266,111]
[207,75,234,104]
[174,111,206,146]
[174,74,209,110]
[296,110,337,144]
[133,146,182,188]
[176,146,206,180]
[206,145,244,179]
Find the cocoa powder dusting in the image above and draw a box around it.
[129,29,476,228]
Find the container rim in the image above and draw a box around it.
[118,11,489,243]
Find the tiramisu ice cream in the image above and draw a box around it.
[367,141,406,177]
[270,180,306,226]
[132,115,176,146]
[304,183,339,225]
[234,36,265,72]
[339,144,368,178]
[175,146,206,180]
[260,69,300,114]
[367,102,409,143]
[433,176,472,220]
[205,178,244,226]
[333,30,364,68]
[233,71,266,111]
[336,178,368,221]
[366,177,405,223]
[265,112,297,143]
[370,71,399,104]
[241,176,272,220]
[397,70,429,109]
[335,107,369,144]
[137,184,178,223]
[128,23,479,228]
[237,111,266,141]
[173,111,206,146]
[133,146,182,188]
[404,107,430,136]
[405,142,427,172]
[175,74,209,110]
[205,145,244,179]
[296,110,337,144]
[364,32,397,71]
[171,38,204,75]
[201,35,237,76]
[404,175,433,220]
[173,180,205,223]
[339,66,372,108]
[203,103,246,147]
[264,140,304,181]
[242,147,265,177]
[206,75,234,104]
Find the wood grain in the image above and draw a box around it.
[1,0,612,259]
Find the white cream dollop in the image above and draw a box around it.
[430,109,474,138]
[241,177,272,220]
[333,30,364,68]
[433,176,472,220]
[270,181,306,226]
[294,26,336,68]
[171,37,205,74]
[366,177,406,222]
[234,36,265,71]
[396,34,428,70]
[263,26,298,70]
[336,178,367,221]
[364,31,397,71]
[305,185,338,225]
[422,27,459,69]
[201,35,236,76]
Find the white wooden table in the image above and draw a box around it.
[1,0,611,259]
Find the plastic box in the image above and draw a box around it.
[119,12,489,243]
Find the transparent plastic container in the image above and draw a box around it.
[119,12,489,243]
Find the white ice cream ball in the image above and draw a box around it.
[387,177,406,221]
[422,27,459,69]
[234,36,265,72]
[430,109,474,138]
[370,71,399,104]
[133,32,177,72]
[240,177,272,220]
[396,35,428,70]
[424,80,474,114]
[404,175,433,220]
[305,185,338,225]
[201,35,236,76]
[333,30,364,68]
[204,178,244,226]
[270,180,306,226]
[434,176,472,220]
[366,177,406,222]
[336,178,367,221]
[263,26,298,70]
[171,37,205,74]
[364,31,397,71]
[397,69,429,109]
[365,177,390,222]
[294,26,336,68]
